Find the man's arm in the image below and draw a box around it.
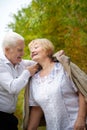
[0,63,39,94]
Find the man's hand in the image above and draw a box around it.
[26,64,40,76]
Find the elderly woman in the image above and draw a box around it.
[26,38,86,130]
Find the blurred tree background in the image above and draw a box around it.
[7,0,87,129]
[8,0,87,73]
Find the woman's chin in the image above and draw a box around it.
[32,57,37,62]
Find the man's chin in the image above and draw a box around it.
[17,59,22,63]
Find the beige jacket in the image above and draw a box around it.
[23,55,87,130]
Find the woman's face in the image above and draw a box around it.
[29,43,47,62]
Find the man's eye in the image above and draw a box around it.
[18,49,23,52]
[35,47,38,49]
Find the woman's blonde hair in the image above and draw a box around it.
[28,38,54,57]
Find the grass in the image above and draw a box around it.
[15,89,46,130]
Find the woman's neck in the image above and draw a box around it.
[39,58,53,69]
[38,58,55,77]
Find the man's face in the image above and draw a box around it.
[5,40,25,65]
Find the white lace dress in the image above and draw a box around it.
[29,62,79,130]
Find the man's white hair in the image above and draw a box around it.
[2,31,24,52]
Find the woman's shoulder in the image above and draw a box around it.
[55,62,63,69]
[53,62,64,75]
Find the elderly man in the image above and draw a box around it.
[0,32,39,130]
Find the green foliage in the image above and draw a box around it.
[8,0,87,73]
[15,89,24,130]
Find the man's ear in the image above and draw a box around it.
[5,47,9,52]
[5,47,13,53]
[5,47,12,56]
